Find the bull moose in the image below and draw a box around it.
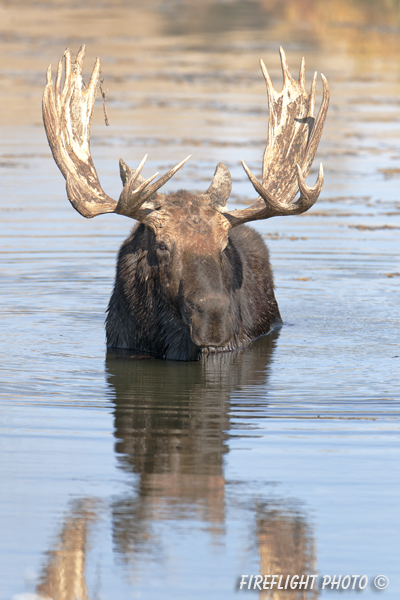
[43,46,329,360]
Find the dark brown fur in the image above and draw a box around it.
[106,190,281,361]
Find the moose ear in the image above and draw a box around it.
[205,163,232,208]
[119,158,142,186]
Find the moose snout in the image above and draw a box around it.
[187,295,232,348]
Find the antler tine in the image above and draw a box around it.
[64,48,72,92]
[135,154,148,178]
[75,45,86,72]
[279,46,296,88]
[299,57,306,93]
[309,71,317,119]
[241,160,276,209]
[260,58,275,99]
[55,58,63,111]
[140,155,191,202]
[302,73,329,178]
[296,163,324,208]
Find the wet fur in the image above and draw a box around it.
[106,220,281,361]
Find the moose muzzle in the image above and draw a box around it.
[189,294,231,348]
[181,254,232,349]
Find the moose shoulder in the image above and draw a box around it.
[43,46,329,361]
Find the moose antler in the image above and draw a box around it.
[223,47,329,227]
[43,45,190,220]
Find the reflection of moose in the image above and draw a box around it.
[107,347,247,555]
[43,46,329,359]
[35,499,99,600]
[106,334,317,598]
[256,503,318,599]
[34,335,318,598]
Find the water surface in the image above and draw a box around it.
[0,1,399,599]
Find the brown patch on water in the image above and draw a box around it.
[379,168,400,179]
[349,224,400,230]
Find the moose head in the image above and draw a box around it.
[43,46,329,360]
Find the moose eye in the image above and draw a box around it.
[157,243,169,252]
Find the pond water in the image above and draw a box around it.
[0,1,399,599]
